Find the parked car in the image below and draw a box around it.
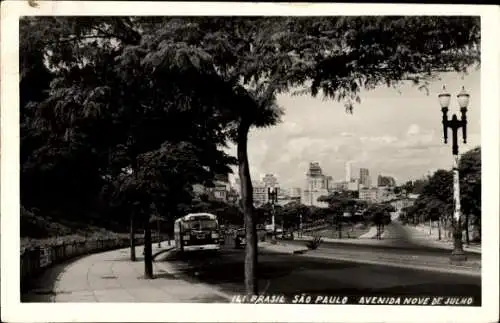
[257,224,266,242]
[281,229,295,240]
[233,228,246,249]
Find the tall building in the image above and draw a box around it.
[193,173,230,202]
[332,181,348,192]
[227,187,239,205]
[234,177,241,195]
[345,161,352,182]
[289,187,302,197]
[359,187,378,202]
[252,174,280,207]
[389,196,418,214]
[347,178,360,191]
[208,173,230,202]
[252,181,267,207]
[377,186,396,202]
[359,168,371,187]
[325,176,334,191]
[289,187,302,203]
[303,162,329,208]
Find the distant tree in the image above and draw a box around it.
[378,175,396,187]
[277,202,310,229]
[365,203,393,239]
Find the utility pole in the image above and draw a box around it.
[157,216,161,248]
[268,187,278,240]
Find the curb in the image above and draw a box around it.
[152,246,176,260]
[399,225,482,254]
[260,243,309,255]
[302,252,481,277]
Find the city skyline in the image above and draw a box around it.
[227,69,480,188]
[240,163,394,191]
[229,159,425,191]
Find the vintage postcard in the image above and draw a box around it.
[1,1,499,323]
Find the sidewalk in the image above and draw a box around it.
[22,241,230,303]
[259,241,309,254]
[359,226,378,239]
[294,233,396,246]
[398,223,481,254]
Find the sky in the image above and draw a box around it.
[226,69,481,189]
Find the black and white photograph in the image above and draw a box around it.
[1,2,499,323]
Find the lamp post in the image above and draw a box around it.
[299,212,303,237]
[268,187,278,238]
[157,216,161,248]
[438,85,469,263]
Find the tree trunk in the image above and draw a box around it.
[130,213,136,261]
[478,216,481,242]
[157,218,161,248]
[237,122,258,296]
[438,216,441,240]
[464,213,470,245]
[144,217,153,279]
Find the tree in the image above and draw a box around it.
[365,203,393,239]
[279,202,312,230]
[406,169,454,241]
[20,17,237,276]
[459,146,481,243]
[406,147,480,243]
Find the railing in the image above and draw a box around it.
[20,234,167,292]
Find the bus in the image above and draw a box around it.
[174,213,221,252]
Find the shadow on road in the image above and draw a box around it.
[156,245,481,306]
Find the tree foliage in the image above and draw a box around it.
[406,147,481,228]
[20,17,237,227]
[459,147,481,218]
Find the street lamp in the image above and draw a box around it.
[438,85,469,263]
[299,212,303,237]
[157,215,161,248]
[268,187,278,238]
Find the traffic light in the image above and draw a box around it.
[267,187,278,204]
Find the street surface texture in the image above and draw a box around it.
[155,245,481,305]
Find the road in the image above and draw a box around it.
[293,221,481,259]
[156,245,481,305]
[281,239,482,259]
